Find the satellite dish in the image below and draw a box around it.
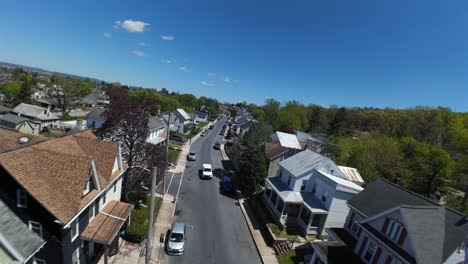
[18,137,30,144]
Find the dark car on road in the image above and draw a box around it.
[209,125,214,130]
[213,142,221,150]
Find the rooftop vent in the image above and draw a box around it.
[18,136,30,144]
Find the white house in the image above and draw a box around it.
[146,116,167,145]
[263,150,363,238]
[165,109,193,134]
[193,110,208,123]
[12,103,60,131]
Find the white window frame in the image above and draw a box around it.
[71,220,79,242]
[33,258,46,264]
[29,221,43,238]
[83,179,91,196]
[113,183,117,193]
[72,248,80,264]
[363,240,377,262]
[385,219,403,242]
[89,204,95,223]
[16,189,27,208]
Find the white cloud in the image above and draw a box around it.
[200,81,213,87]
[179,66,189,72]
[208,72,216,77]
[132,50,145,57]
[103,32,112,38]
[161,59,173,64]
[139,42,148,46]
[161,35,175,41]
[222,76,232,83]
[114,19,150,33]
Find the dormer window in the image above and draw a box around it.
[386,219,402,241]
[16,189,27,208]
[83,176,94,196]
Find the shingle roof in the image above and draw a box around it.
[12,103,59,121]
[0,128,45,153]
[272,131,302,149]
[86,106,107,121]
[194,110,208,118]
[0,105,11,113]
[0,113,40,128]
[349,180,468,262]
[264,142,289,160]
[279,150,343,178]
[0,200,45,262]
[0,130,124,224]
[148,116,165,129]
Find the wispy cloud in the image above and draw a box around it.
[103,32,112,38]
[200,81,213,87]
[161,59,173,64]
[114,19,150,33]
[208,72,216,77]
[222,76,232,83]
[132,50,145,57]
[179,66,189,72]
[138,42,148,47]
[161,35,175,41]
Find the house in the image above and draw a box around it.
[0,113,41,135]
[0,199,46,264]
[194,110,208,123]
[309,180,468,264]
[165,109,193,134]
[12,103,60,131]
[271,131,302,150]
[305,137,325,153]
[0,129,132,264]
[80,93,99,108]
[0,127,45,152]
[0,104,11,115]
[146,116,167,145]
[264,142,292,176]
[263,150,363,237]
[86,106,107,129]
[337,166,365,186]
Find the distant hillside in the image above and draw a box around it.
[0,61,102,82]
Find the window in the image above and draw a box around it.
[89,205,95,222]
[301,180,307,191]
[102,194,107,206]
[72,248,80,264]
[321,191,328,202]
[33,258,46,264]
[71,220,79,242]
[29,221,43,238]
[113,183,117,193]
[385,219,403,242]
[364,240,377,262]
[16,189,27,208]
[287,175,292,186]
[312,183,317,194]
[83,176,94,196]
[352,216,360,232]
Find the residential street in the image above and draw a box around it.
[164,117,262,264]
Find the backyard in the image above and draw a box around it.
[126,194,163,240]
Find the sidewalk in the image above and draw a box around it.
[148,193,176,264]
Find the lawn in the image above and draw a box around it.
[127,195,163,237]
[268,223,297,239]
[40,131,64,138]
[277,250,299,264]
[185,122,208,139]
[168,148,181,164]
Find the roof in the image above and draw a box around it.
[0,128,45,153]
[272,131,302,149]
[349,180,468,262]
[279,150,342,178]
[0,113,40,126]
[172,222,186,233]
[0,200,45,263]
[175,109,191,120]
[311,228,361,264]
[0,130,124,224]
[12,103,59,121]
[203,164,212,169]
[264,142,289,160]
[194,110,208,118]
[148,116,165,129]
[315,170,363,194]
[337,166,364,184]
[0,105,10,113]
[81,201,133,245]
[86,106,107,121]
[293,130,312,143]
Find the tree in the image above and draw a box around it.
[96,87,164,198]
[263,98,280,130]
[50,74,92,114]
[0,81,21,100]
[237,148,267,196]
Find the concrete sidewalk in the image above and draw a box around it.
[148,194,176,264]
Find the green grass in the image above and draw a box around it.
[40,131,63,138]
[168,148,181,164]
[277,250,298,264]
[127,196,163,237]
[186,122,208,139]
[267,224,297,239]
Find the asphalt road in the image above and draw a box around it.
[166,117,261,264]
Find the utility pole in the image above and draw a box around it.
[164,111,171,195]
[146,166,157,264]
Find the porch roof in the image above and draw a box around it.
[81,201,134,245]
[267,177,328,213]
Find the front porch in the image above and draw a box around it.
[263,178,328,238]
[81,200,134,264]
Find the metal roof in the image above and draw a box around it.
[272,132,301,149]
[175,109,191,120]
[315,170,363,194]
[12,103,59,121]
[279,150,342,178]
[337,166,365,184]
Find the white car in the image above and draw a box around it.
[202,164,213,179]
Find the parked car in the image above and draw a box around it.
[209,125,214,130]
[222,176,233,192]
[187,152,197,161]
[213,142,221,150]
[167,222,186,255]
[202,164,213,179]
[201,130,208,136]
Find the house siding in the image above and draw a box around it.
[324,191,354,229]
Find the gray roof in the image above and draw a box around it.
[148,116,165,129]
[0,200,45,262]
[349,180,468,262]
[194,110,208,118]
[279,150,343,178]
[0,105,11,113]
[12,103,59,121]
[0,113,37,127]
[86,106,107,121]
[293,130,312,143]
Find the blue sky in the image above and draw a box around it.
[0,0,467,111]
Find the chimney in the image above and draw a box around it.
[76,120,83,130]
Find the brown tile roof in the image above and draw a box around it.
[0,127,46,153]
[81,201,134,245]
[0,130,125,224]
[264,142,289,160]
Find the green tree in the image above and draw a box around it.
[0,81,21,100]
